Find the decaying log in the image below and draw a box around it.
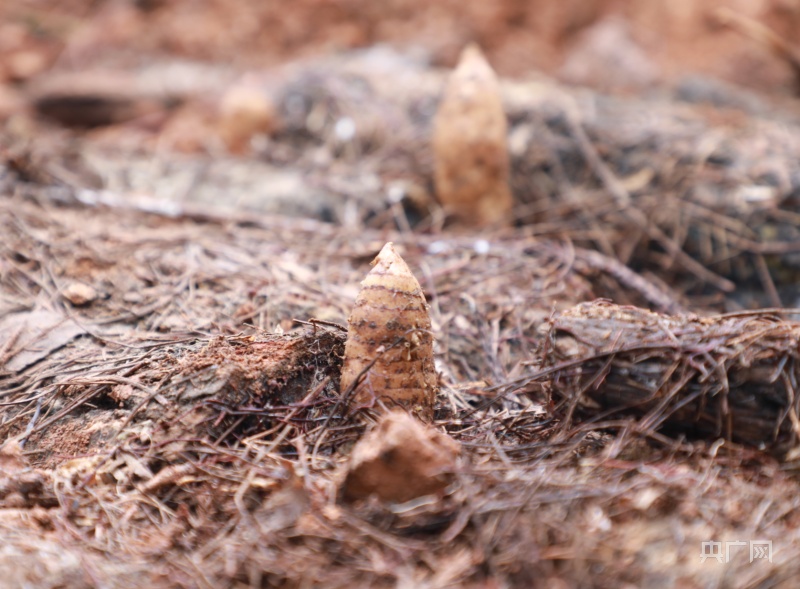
[545,301,800,453]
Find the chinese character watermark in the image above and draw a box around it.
[700,541,772,563]
[700,541,723,563]
[751,541,773,562]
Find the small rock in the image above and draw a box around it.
[0,441,26,474]
[3,492,26,508]
[340,410,460,504]
[62,282,98,306]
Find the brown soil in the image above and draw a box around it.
[5,0,800,89]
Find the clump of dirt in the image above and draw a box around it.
[164,329,346,441]
[15,328,347,470]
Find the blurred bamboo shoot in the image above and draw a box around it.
[433,44,513,227]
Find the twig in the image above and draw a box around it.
[574,247,685,313]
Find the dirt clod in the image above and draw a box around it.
[340,410,460,504]
[61,282,98,306]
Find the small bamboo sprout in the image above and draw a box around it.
[340,243,437,421]
[218,81,276,153]
[432,44,513,228]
